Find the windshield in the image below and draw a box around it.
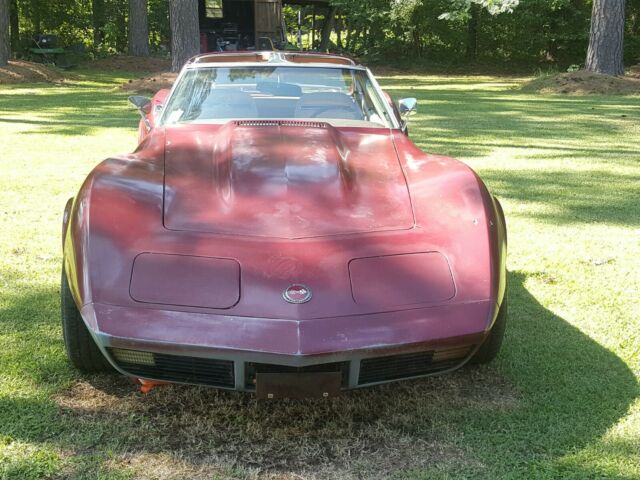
[161,66,393,128]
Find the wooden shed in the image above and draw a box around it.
[198,0,284,52]
[198,0,330,52]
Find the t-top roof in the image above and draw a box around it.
[189,51,359,68]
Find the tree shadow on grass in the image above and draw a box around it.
[483,167,640,227]
[0,86,138,136]
[0,271,637,478]
[381,77,640,161]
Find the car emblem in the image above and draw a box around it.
[283,284,312,304]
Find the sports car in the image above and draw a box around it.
[61,52,507,398]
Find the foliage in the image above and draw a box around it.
[7,0,640,69]
[148,0,170,51]
[315,0,640,68]
[473,0,593,66]
[16,0,92,47]
[438,0,521,20]
[13,0,169,56]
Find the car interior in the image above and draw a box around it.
[199,86,366,121]
[164,66,391,127]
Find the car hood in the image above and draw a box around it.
[163,121,414,238]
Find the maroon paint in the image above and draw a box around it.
[63,62,507,384]
[349,253,455,307]
[137,88,170,143]
[163,122,414,238]
[130,253,241,309]
[82,300,490,357]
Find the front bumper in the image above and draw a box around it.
[82,300,494,391]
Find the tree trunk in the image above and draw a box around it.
[311,8,316,49]
[412,28,422,58]
[319,6,337,52]
[129,0,149,56]
[9,0,17,53]
[0,0,9,66]
[92,0,105,49]
[32,4,40,34]
[170,0,199,72]
[115,7,127,53]
[466,3,480,60]
[585,0,625,76]
[335,13,342,50]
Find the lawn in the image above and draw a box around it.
[0,69,639,479]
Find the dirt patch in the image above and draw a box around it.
[54,376,144,417]
[522,69,640,95]
[103,452,234,480]
[55,368,517,479]
[0,60,65,84]
[83,55,171,73]
[122,72,177,93]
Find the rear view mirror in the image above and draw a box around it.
[398,98,418,118]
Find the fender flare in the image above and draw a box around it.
[491,195,508,309]
[62,197,74,248]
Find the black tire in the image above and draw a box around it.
[469,294,508,365]
[61,268,114,373]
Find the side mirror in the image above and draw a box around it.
[128,95,152,114]
[398,97,417,118]
[129,95,152,131]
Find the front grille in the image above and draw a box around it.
[358,346,473,385]
[108,348,235,388]
[245,361,349,390]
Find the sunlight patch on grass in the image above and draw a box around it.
[0,439,62,480]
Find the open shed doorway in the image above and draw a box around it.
[198,0,333,53]
[198,0,285,52]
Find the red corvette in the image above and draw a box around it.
[61,52,507,398]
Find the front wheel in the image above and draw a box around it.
[61,267,114,373]
[469,294,508,365]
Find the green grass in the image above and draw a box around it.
[1,70,639,479]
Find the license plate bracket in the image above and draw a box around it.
[255,372,341,399]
